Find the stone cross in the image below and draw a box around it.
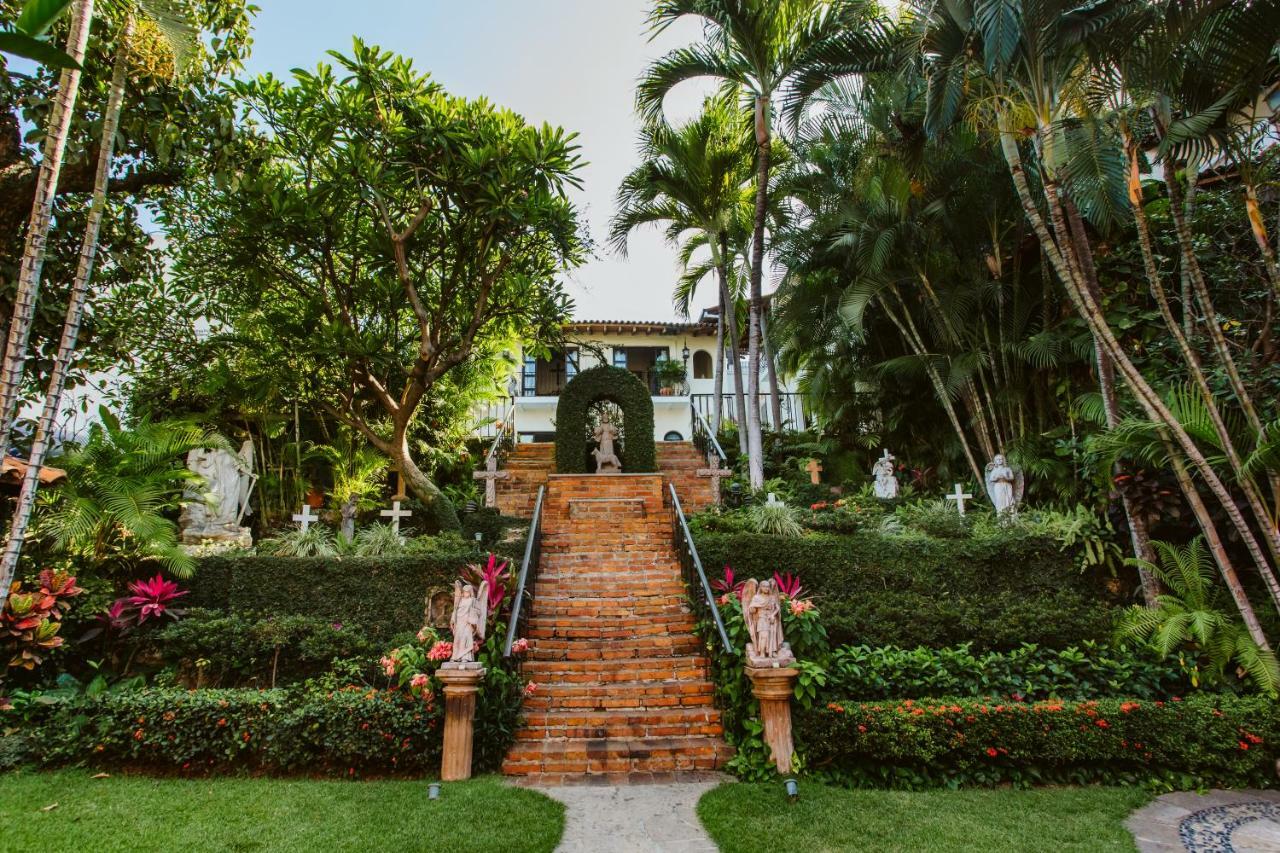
[945,484,974,516]
[697,465,732,504]
[805,458,823,485]
[472,457,509,507]
[292,504,318,532]
[380,500,412,534]
[765,492,783,507]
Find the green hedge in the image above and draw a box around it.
[694,530,1113,650]
[188,549,488,639]
[797,694,1280,789]
[554,365,656,474]
[32,687,444,776]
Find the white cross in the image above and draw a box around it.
[292,504,318,532]
[766,492,783,506]
[945,484,974,516]
[380,500,412,534]
[472,457,509,507]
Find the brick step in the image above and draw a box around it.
[529,601,690,618]
[529,611,693,630]
[523,684,714,712]
[518,706,722,740]
[523,654,708,677]
[530,635,704,660]
[532,581,685,597]
[502,736,732,776]
[526,621,696,641]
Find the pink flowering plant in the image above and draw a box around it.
[462,553,513,615]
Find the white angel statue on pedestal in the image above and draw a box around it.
[444,579,489,668]
[984,453,1025,517]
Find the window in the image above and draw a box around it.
[663,430,684,441]
[692,350,713,379]
[521,353,536,396]
[613,347,628,368]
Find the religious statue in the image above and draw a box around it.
[739,578,794,667]
[591,410,622,474]
[179,440,256,548]
[984,453,1024,516]
[872,449,899,499]
[445,579,489,667]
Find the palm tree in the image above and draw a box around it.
[0,1,197,599]
[0,0,96,455]
[611,98,755,446]
[1117,538,1279,695]
[638,0,881,489]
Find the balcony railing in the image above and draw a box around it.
[691,391,807,432]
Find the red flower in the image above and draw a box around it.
[1095,719,1110,728]
[986,747,998,758]
[1239,741,1250,751]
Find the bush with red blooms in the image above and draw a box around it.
[798,694,1280,789]
[1,570,83,670]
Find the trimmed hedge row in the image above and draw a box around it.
[694,530,1113,649]
[554,365,656,474]
[798,694,1280,789]
[30,687,443,776]
[188,549,491,640]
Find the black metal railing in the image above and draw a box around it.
[669,482,733,654]
[690,391,808,432]
[474,397,515,441]
[503,485,545,658]
[482,400,515,466]
[690,406,728,467]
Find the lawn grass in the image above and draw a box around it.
[698,782,1151,853]
[0,770,564,853]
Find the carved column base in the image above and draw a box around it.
[438,665,485,781]
[746,665,799,775]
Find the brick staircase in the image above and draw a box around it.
[494,441,715,517]
[501,473,731,784]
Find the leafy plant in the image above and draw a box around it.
[462,553,512,614]
[258,526,339,558]
[120,574,188,625]
[1,570,83,670]
[747,502,804,537]
[352,523,407,558]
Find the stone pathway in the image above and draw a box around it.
[1127,789,1280,852]
[542,779,721,853]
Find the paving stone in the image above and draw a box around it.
[541,779,723,853]
[1128,789,1280,852]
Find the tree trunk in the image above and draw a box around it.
[760,308,783,430]
[392,427,460,532]
[719,234,749,455]
[0,9,121,603]
[745,95,771,490]
[0,0,96,456]
[340,497,356,540]
[712,290,724,433]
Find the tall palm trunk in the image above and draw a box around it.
[0,0,96,455]
[0,17,132,597]
[711,291,724,433]
[745,95,771,490]
[760,308,783,429]
[1000,122,1280,615]
[720,235,748,455]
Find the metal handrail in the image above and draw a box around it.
[503,485,545,656]
[668,482,733,653]
[691,406,728,464]
[484,401,514,467]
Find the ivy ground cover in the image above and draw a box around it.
[698,783,1150,853]
[0,771,563,853]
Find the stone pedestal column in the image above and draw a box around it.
[438,666,485,781]
[746,665,799,774]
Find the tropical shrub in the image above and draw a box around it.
[694,530,1112,649]
[1,570,83,671]
[553,365,656,474]
[257,526,339,558]
[798,694,1280,790]
[746,502,804,537]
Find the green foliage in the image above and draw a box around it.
[1117,538,1280,696]
[746,502,804,536]
[695,530,1114,650]
[257,526,339,558]
[553,366,656,474]
[797,694,1280,790]
[822,642,1192,702]
[186,549,495,640]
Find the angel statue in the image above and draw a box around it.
[871,449,898,499]
[984,453,1025,517]
[445,579,489,667]
[739,578,794,667]
[592,410,623,474]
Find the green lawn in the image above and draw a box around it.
[698,782,1151,853]
[0,770,564,853]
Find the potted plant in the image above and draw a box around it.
[656,359,687,395]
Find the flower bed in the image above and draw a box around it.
[797,694,1280,789]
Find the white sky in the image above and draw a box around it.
[243,1,718,322]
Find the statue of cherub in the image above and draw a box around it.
[446,579,489,666]
[739,578,794,667]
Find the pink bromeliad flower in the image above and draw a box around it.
[772,571,804,600]
[126,574,188,623]
[712,565,744,595]
[427,641,453,661]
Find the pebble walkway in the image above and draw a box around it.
[1127,789,1280,852]
[541,779,722,853]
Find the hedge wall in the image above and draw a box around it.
[554,365,656,474]
[797,694,1280,789]
[188,549,489,640]
[694,530,1113,650]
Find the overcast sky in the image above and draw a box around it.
[241,1,717,322]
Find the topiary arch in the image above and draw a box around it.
[554,365,656,474]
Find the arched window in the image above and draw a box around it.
[663,430,684,442]
[692,349,714,379]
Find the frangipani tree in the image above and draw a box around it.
[163,41,584,530]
